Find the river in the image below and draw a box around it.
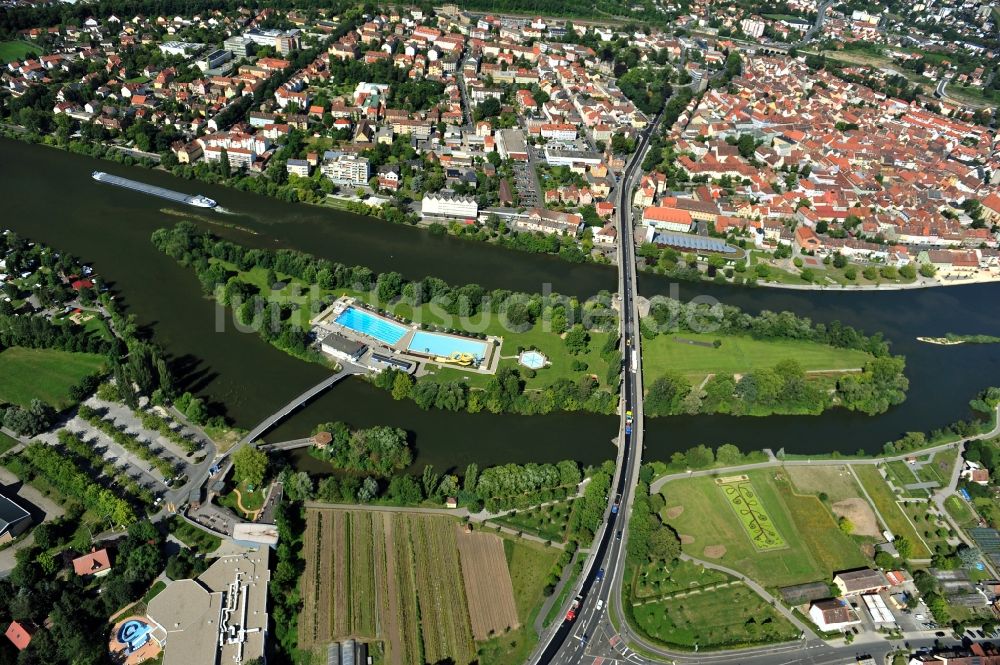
[4,137,1000,472]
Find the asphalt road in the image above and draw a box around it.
[530,109,661,665]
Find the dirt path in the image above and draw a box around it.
[317,511,335,643]
[381,513,404,665]
[233,489,261,521]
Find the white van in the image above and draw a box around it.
[595,599,604,612]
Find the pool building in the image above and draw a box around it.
[311,298,500,374]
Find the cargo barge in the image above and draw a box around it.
[92,171,217,208]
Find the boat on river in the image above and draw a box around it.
[92,171,217,208]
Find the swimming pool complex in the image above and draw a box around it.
[407,331,488,360]
[334,307,407,345]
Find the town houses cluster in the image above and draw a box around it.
[636,55,1000,279]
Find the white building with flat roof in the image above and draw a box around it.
[321,154,370,186]
[421,191,478,219]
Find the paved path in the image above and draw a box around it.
[302,500,570,548]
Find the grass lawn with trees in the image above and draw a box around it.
[493,499,576,543]
[476,537,562,665]
[853,465,932,559]
[660,470,868,587]
[630,582,799,649]
[641,332,872,385]
[0,347,105,409]
[0,40,39,62]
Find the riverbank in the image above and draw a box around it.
[8,136,1000,469]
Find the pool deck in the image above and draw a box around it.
[311,299,501,376]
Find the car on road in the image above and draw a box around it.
[615,530,622,541]
[595,599,604,612]
[596,568,605,582]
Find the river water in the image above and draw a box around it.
[4,137,1000,472]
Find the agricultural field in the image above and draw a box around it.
[476,537,562,665]
[455,526,520,640]
[631,582,799,649]
[299,509,518,665]
[661,469,867,587]
[0,347,105,409]
[717,475,786,551]
[641,332,872,385]
[492,499,575,542]
[853,466,932,559]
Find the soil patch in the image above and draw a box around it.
[664,506,684,519]
[703,545,727,559]
[831,498,880,538]
[679,533,695,544]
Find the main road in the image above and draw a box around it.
[529,109,660,665]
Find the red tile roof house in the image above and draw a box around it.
[5,621,34,651]
[72,548,113,577]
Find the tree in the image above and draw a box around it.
[894,536,913,559]
[391,371,413,400]
[647,526,681,561]
[422,464,440,497]
[564,325,590,355]
[233,446,268,489]
[645,373,692,416]
[357,477,378,503]
[838,516,854,534]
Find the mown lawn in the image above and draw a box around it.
[641,331,872,385]
[944,494,978,528]
[853,465,931,559]
[0,40,39,62]
[660,470,867,587]
[0,347,105,409]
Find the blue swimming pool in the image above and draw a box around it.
[407,331,488,360]
[334,307,407,345]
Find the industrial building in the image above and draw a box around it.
[147,549,271,665]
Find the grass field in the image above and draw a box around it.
[717,476,786,551]
[786,466,861,503]
[945,495,978,528]
[915,449,959,487]
[900,501,953,555]
[661,470,867,587]
[0,431,18,456]
[0,347,105,409]
[631,582,799,649]
[640,332,871,385]
[492,500,575,542]
[853,466,932,559]
[0,41,39,62]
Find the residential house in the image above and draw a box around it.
[0,494,31,545]
[72,548,113,577]
[833,569,889,596]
